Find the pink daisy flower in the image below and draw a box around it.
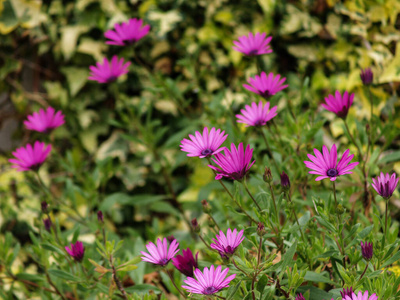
[24,107,65,133]
[321,91,354,119]
[9,141,52,172]
[232,32,272,56]
[371,172,399,199]
[208,143,255,181]
[210,228,244,256]
[180,127,228,158]
[65,241,85,262]
[88,55,131,84]
[140,238,179,266]
[243,72,288,98]
[303,144,359,181]
[104,18,150,46]
[236,101,277,127]
[182,265,236,295]
[343,291,378,300]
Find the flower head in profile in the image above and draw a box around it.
[65,241,85,262]
[232,32,272,56]
[321,91,354,119]
[43,218,52,232]
[182,265,236,295]
[105,18,150,46]
[243,72,288,98]
[180,127,228,158]
[88,55,131,84]
[24,107,65,133]
[361,241,373,261]
[9,141,52,172]
[303,144,359,181]
[211,229,244,257]
[172,248,198,277]
[295,293,305,300]
[140,238,179,266]
[343,290,377,300]
[280,171,290,190]
[371,172,399,200]
[340,287,354,299]
[360,68,373,85]
[236,101,277,127]
[209,143,255,181]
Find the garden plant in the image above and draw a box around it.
[0,0,400,300]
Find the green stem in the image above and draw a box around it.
[165,269,186,299]
[259,128,281,174]
[231,259,251,277]
[333,182,346,269]
[358,262,369,282]
[381,199,389,260]
[343,119,363,160]
[243,179,262,211]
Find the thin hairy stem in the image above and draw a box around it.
[259,128,281,174]
[165,269,187,299]
[243,179,262,211]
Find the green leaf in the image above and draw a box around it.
[41,243,65,255]
[304,271,338,286]
[226,280,243,300]
[16,272,46,282]
[124,284,162,295]
[274,240,297,273]
[382,250,400,268]
[48,269,81,282]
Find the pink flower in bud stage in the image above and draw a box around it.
[9,141,52,172]
[182,265,236,295]
[105,18,150,46]
[321,91,354,119]
[180,127,228,158]
[236,101,277,127]
[172,248,198,277]
[209,143,255,181]
[65,241,85,262]
[24,107,65,133]
[371,172,399,199]
[303,144,359,181]
[360,68,373,85]
[88,55,131,84]
[232,33,272,56]
[140,238,179,266]
[243,72,288,98]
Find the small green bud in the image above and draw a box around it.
[208,216,216,228]
[201,199,212,214]
[280,171,290,191]
[257,222,266,236]
[336,204,345,215]
[191,218,200,233]
[263,167,273,183]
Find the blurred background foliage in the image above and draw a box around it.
[0,0,400,298]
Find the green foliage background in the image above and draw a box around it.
[0,0,400,299]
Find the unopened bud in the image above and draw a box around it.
[208,216,215,228]
[97,211,104,223]
[43,218,52,232]
[360,68,373,85]
[336,204,345,215]
[201,199,211,214]
[191,218,200,233]
[280,171,290,191]
[361,241,373,261]
[263,167,273,183]
[41,201,48,214]
[366,123,370,133]
[257,222,266,236]
[167,235,175,243]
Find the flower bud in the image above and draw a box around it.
[43,218,52,232]
[201,199,211,214]
[280,171,290,191]
[336,204,345,215]
[191,218,200,233]
[295,293,305,300]
[97,210,104,223]
[257,222,266,236]
[263,167,273,183]
[365,123,370,133]
[361,241,373,261]
[360,68,373,85]
[167,235,175,243]
[41,201,48,214]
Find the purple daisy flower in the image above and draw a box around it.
[340,287,354,299]
[140,237,179,266]
[210,228,244,256]
[24,107,65,133]
[243,72,288,98]
[104,18,150,46]
[371,172,399,199]
[361,241,373,261]
[180,127,228,158]
[236,101,277,127]
[343,291,378,300]
[209,143,255,181]
[88,55,131,84]
[321,91,354,119]
[9,141,52,172]
[303,144,359,181]
[65,241,85,262]
[182,265,236,295]
[172,248,198,277]
[232,32,272,56]
[360,68,373,85]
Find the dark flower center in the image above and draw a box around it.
[159,258,169,266]
[336,106,349,119]
[247,49,258,56]
[107,76,118,83]
[124,39,137,45]
[260,90,271,98]
[29,163,42,172]
[201,149,213,156]
[254,119,264,126]
[224,245,235,254]
[326,168,338,177]
[203,286,217,295]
